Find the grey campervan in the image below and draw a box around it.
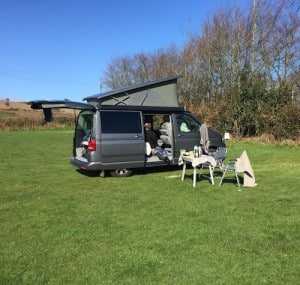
[30,76,225,177]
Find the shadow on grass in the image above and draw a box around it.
[76,162,243,185]
[76,164,184,178]
[75,165,243,188]
[75,165,242,187]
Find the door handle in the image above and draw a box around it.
[134,135,142,139]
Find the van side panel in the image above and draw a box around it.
[100,134,145,163]
[98,111,145,169]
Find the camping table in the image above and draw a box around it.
[180,154,217,187]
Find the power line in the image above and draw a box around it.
[0,66,86,86]
[0,71,45,81]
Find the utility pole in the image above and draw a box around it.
[100,82,109,93]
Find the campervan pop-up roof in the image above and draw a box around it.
[83,76,180,108]
[29,76,182,115]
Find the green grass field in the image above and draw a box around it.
[0,130,299,284]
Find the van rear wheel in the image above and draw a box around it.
[110,168,133,177]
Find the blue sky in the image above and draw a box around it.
[0,0,243,102]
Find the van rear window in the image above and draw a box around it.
[101,111,142,133]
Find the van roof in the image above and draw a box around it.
[83,76,181,108]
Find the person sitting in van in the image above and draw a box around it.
[144,123,169,162]
[180,121,190,132]
[159,115,172,145]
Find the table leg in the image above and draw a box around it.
[193,166,197,187]
[209,165,215,185]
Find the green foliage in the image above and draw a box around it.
[0,130,299,284]
[197,74,300,141]
[263,102,300,140]
[235,74,266,137]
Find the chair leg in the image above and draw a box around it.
[198,166,203,179]
[219,167,241,187]
[219,167,228,186]
[235,172,240,187]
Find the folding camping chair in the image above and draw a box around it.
[199,147,227,185]
[219,150,257,187]
[219,158,241,187]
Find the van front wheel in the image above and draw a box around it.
[110,168,133,177]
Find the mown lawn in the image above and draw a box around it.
[0,130,299,284]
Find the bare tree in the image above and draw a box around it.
[101,0,299,139]
[104,56,134,89]
[102,46,181,89]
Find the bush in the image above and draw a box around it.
[263,103,300,140]
[191,99,300,142]
[190,75,300,142]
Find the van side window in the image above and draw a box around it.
[176,114,200,133]
[101,111,142,133]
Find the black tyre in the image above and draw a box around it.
[109,168,133,177]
